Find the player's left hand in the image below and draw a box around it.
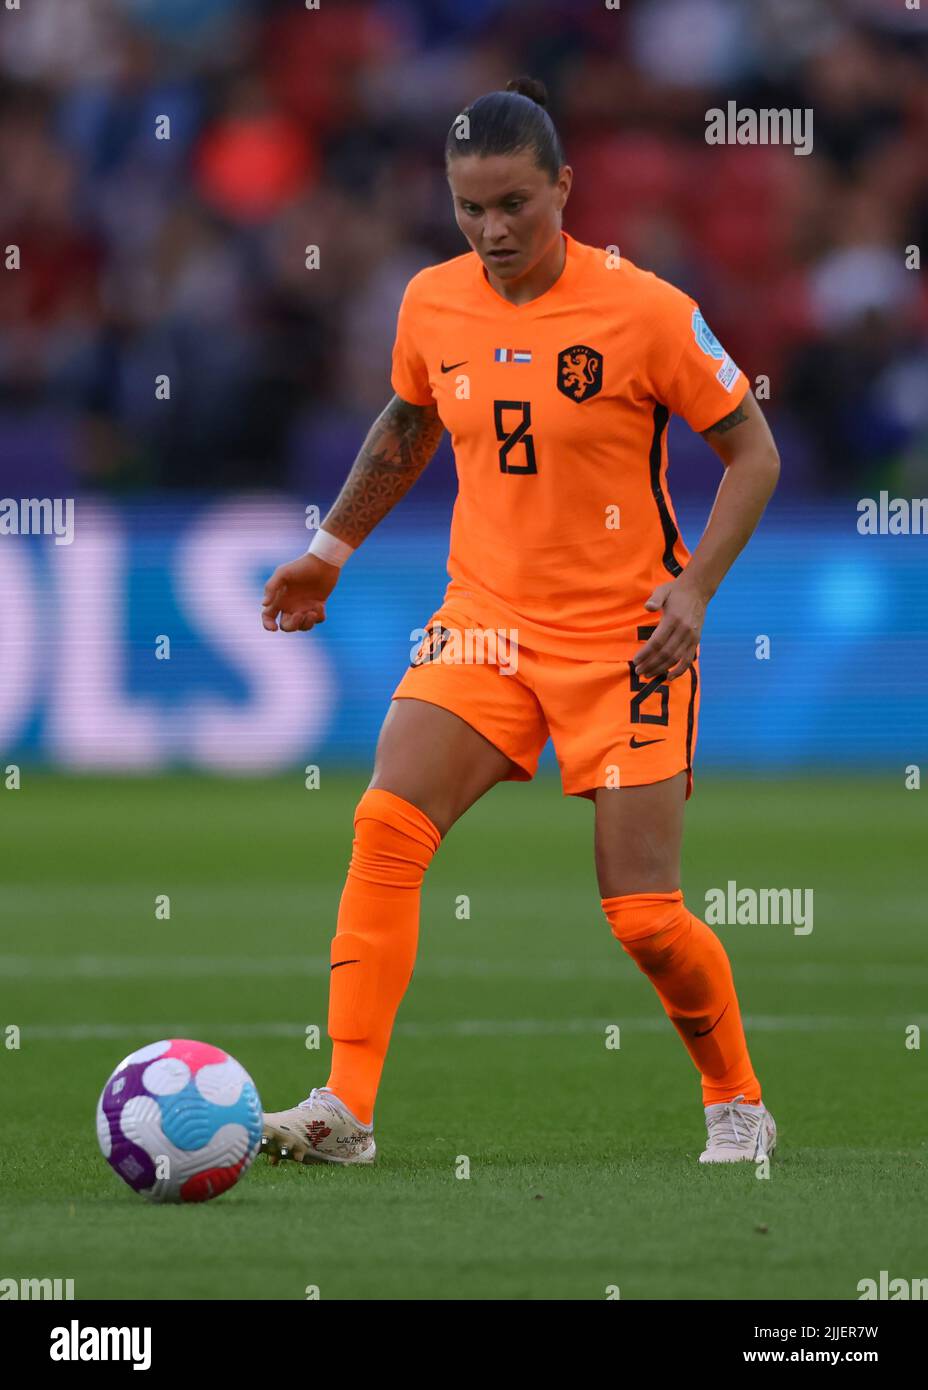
[634,579,706,682]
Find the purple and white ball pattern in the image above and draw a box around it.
[97,1039,263,1203]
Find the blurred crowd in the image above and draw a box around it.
[1,0,926,502]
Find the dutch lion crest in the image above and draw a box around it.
[557,344,603,401]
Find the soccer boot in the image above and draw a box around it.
[698,1094,777,1164]
[262,1086,376,1166]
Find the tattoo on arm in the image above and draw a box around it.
[323,395,444,547]
[702,403,748,438]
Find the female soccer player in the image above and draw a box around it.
[261,78,780,1166]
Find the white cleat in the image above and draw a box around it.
[262,1087,376,1166]
[699,1095,777,1164]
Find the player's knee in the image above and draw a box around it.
[348,787,441,888]
[601,891,691,974]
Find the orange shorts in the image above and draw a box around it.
[391,603,700,798]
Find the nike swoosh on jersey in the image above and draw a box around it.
[440,359,468,373]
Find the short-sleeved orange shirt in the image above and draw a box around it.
[391,231,748,660]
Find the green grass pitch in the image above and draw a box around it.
[1,771,925,1300]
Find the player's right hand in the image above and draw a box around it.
[261,552,341,633]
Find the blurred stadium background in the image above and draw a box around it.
[1,0,926,771]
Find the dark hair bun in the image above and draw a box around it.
[505,75,549,109]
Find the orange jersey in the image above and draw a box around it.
[390,230,748,659]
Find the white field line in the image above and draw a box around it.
[1,955,925,984]
[14,1015,928,1042]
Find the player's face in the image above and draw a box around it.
[448,150,572,282]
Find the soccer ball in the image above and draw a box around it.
[96,1039,262,1203]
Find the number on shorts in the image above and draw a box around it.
[628,625,670,725]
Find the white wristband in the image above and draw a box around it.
[307,527,355,569]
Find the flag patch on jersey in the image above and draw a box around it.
[494,348,532,364]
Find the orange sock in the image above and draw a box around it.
[325,788,441,1125]
[602,890,761,1106]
